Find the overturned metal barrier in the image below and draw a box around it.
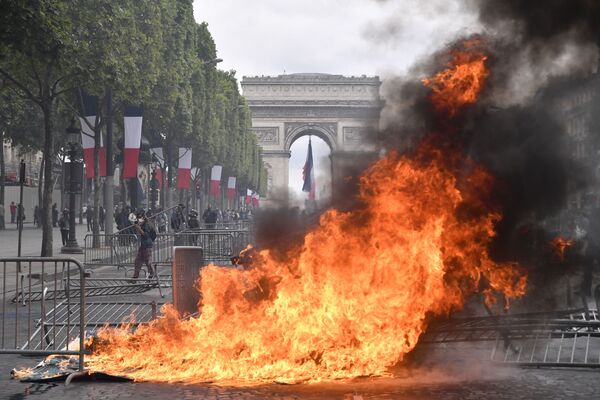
[424,308,600,368]
[0,258,86,371]
[490,309,600,367]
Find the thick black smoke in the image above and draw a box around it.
[475,0,600,43]
[255,2,600,300]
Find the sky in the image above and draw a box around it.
[192,0,480,200]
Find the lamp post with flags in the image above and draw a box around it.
[61,119,84,254]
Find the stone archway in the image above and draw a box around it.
[241,73,382,207]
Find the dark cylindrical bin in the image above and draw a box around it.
[172,246,204,317]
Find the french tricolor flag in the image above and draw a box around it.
[210,165,222,199]
[177,148,192,189]
[252,192,260,208]
[245,189,252,205]
[302,137,316,200]
[123,105,143,178]
[227,177,236,201]
[80,94,106,179]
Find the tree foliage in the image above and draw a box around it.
[0,0,264,253]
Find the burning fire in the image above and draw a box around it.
[86,41,526,384]
[551,236,573,261]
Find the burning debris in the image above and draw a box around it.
[81,41,526,385]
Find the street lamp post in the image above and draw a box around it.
[61,119,83,254]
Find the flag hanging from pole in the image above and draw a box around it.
[227,177,236,201]
[210,165,222,199]
[177,148,192,189]
[123,105,143,178]
[80,94,106,179]
[252,192,260,207]
[245,189,252,205]
[302,137,316,200]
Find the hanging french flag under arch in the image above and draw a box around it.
[80,94,106,179]
[302,137,316,200]
[245,189,252,205]
[177,148,192,189]
[227,177,236,200]
[210,165,222,199]
[123,105,143,178]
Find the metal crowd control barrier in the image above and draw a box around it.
[154,230,253,265]
[0,258,86,371]
[424,308,600,368]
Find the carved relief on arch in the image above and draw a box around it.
[251,127,280,144]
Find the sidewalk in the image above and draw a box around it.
[0,223,90,260]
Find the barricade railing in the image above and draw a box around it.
[182,220,253,231]
[154,230,253,265]
[0,257,86,371]
[84,234,114,265]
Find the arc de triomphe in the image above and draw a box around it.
[241,73,382,207]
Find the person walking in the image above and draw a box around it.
[33,205,40,227]
[170,204,186,232]
[202,204,217,229]
[51,203,59,227]
[99,206,105,231]
[85,206,93,231]
[16,204,25,229]
[10,202,16,224]
[59,209,69,246]
[132,209,156,280]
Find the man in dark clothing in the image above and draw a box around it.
[99,206,105,231]
[59,209,69,246]
[10,202,16,224]
[132,210,156,280]
[51,204,59,227]
[86,206,93,231]
[171,204,186,232]
[202,204,217,229]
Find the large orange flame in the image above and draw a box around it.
[86,42,526,384]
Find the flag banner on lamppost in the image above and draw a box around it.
[302,136,316,200]
[252,192,260,207]
[150,147,164,189]
[210,165,222,199]
[80,94,106,179]
[227,177,236,200]
[177,148,192,189]
[245,188,252,205]
[123,104,143,178]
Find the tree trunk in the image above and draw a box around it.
[37,154,44,213]
[40,101,54,256]
[92,126,101,248]
[0,129,5,230]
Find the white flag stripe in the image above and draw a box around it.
[178,148,192,169]
[80,116,103,149]
[211,165,222,181]
[247,189,252,196]
[227,177,236,189]
[124,117,143,149]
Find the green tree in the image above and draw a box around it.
[0,1,85,255]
